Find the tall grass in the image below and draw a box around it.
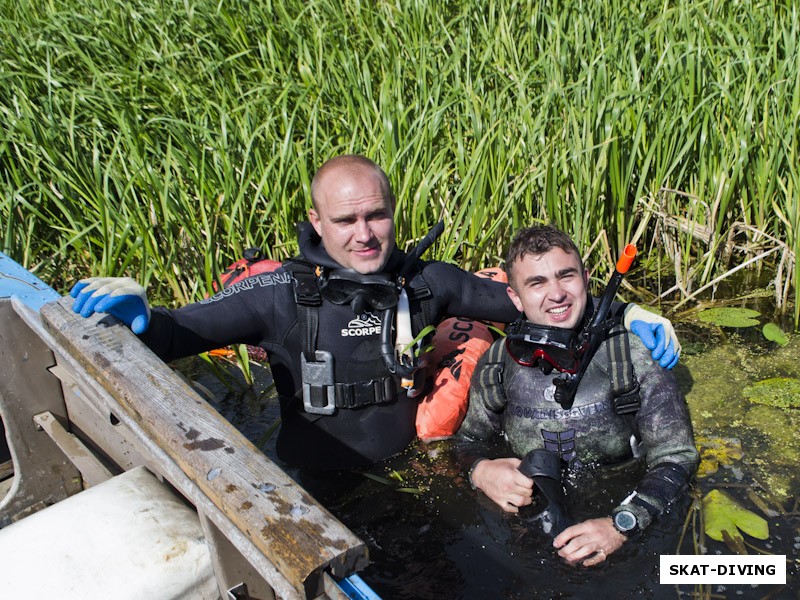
[1,0,798,326]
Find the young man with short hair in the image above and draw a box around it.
[457,225,698,566]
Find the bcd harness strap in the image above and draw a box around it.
[284,258,434,415]
[605,323,642,417]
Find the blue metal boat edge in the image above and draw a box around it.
[336,574,382,600]
[0,252,60,310]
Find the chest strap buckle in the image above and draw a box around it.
[301,350,336,415]
[613,383,641,415]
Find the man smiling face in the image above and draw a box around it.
[506,246,589,330]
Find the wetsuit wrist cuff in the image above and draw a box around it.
[468,458,488,490]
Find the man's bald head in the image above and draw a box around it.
[310,155,394,210]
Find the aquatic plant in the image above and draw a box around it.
[702,489,769,544]
[695,436,744,478]
[696,307,792,345]
[743,377,800,409]
[762,323,789,346]
[1,0,798,327]
[697,307,761,328]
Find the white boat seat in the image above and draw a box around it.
[0,466,218,599]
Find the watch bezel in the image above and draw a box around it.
[613,509,638,533]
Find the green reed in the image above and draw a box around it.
[1,0,798,326]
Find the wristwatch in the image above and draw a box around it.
[612,508,640,537]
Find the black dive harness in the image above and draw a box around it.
[286,222,443,415]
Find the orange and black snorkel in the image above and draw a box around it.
[552,244,637,410]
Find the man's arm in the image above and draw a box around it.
[423,263,681,367]
[452,341,534,512]
[554,340,698,566]
[70,273,285,362]
[603,356,698,538]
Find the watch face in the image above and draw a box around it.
[614,511,637,531]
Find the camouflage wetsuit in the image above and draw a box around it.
[456,325,699,532]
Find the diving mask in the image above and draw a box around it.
[504,320,588,375]
[319,269,402,313]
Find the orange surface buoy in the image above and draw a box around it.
[211,248,282,293]
[415,267,508,441]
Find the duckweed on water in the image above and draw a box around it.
[743,377,800,409]
[682,333,800,503]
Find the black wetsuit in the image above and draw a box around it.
[456,325,699,531]
[140,224,520,469]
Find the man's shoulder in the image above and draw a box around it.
[625,330,651,360]
[200,266,294,305]
[419,259,463,276]
[592,329,663,373]
[626,331,674,375]
[482,336,507,360]
[420,261,508,287]
[472,337,513,381]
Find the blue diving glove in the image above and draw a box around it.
[70,277,151,334]
[623,304,680,369]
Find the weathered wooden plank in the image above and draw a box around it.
[38,297,368,597]
[13,299,300,599]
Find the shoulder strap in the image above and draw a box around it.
[282,258,321,360]
[405,265,435,336]
[282,258,322,306]
[473,339,511,412]
[605,324,641,416]
[605,324,642,447]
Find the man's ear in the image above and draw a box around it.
[506,285,525,314]
[308,207,322,236]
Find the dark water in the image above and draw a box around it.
[174,335,800,600]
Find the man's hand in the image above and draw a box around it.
[70,277,151,334]
[553,517,626,567]
[470,458,534,513]
[624,304,680,369]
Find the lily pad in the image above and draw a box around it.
[695,436,743,477]
[697,307,760,328]
[703,489,769,542]
[762,323,788,346]
[742,377,800,409]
